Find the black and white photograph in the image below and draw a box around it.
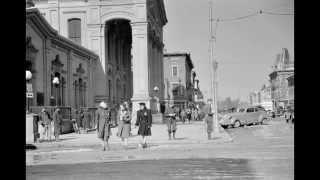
[25,0,294,179]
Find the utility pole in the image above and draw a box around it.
[209,0,220,137]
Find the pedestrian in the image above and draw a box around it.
[53,107,62,141]
[186,107,192,123]
[284,108,291,124]
[95,101,112,151]
[79,109,84,130]
[38,116,45,142]
[204,112,214,140]
[180,108,186,124]
[194,108,199,121]
[39,108,52,141]
[165,105,177,140]
[83,108,91,133]
[71,108,80,134]
[117,103,131,147]
[135,102,152,148]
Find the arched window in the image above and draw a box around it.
[68,18,81,45]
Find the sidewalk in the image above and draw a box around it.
[30,121,233,152]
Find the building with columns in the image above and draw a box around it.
[26,7,100,109]
[32,0,168,119]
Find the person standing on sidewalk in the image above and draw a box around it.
[83,108,91,133]
[71,108,80,134]
[95,101,112,151]
[40,108,52,141]
[53,107,62,141]
[117,103,131,147]
[204,112,214,140]
[186,107,192,123]
[165,104,177,140]
[180,108,186,124]
[135,102,152,148]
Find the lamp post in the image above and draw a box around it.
[52,76,60,106]
[26,70,32,113]
[153,86,160,113]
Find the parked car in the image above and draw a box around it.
[219,106,268,128]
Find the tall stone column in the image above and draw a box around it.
[130,22,151,124]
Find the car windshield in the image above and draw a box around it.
[239,109,245,112]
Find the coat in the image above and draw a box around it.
[53,110,62,136]
[82,111,91,129]
[40,111,51,126]
[95,108,112,141]
[205,115,213,133]
[117,110,131,138]
[135,108,152,136]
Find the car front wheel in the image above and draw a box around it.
[233,120,241,128]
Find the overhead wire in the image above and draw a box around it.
[211,9,294,22]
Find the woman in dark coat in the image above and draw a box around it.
[53,108,62,141]
[95,101,112,151]
[135,102,152,148]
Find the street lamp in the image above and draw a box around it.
[52,76,60,106]
[153,86,160,113]
[26,70,33,113]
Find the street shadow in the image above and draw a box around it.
[26,158,261,179]
[173,137,187,141]
[56,137,78,142]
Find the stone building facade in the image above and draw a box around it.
[26,8,100,108]
[163,52,195,109]
[33,0,168,118]
[269,48,294,111]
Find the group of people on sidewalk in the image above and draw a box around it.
[95,101,152,151]
[37,107,63,142]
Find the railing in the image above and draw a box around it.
[29,106,71,120]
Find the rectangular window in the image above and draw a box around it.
[68,18,81,45]
[171,83,179,96]
[172,65,178,77]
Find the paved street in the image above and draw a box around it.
[26,119,293,180]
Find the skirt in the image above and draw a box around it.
[137,124,151,136]
[118,123,131,138]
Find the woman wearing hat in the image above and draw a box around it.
[135,102,152,148]
[117,103,131,147]
[53,107,62,141]
[95,101,112,151]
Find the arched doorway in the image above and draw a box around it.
[105,19,133,105]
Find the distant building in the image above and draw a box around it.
[260,84,273,111]
[287,75,294,110]
[249,91,260,106]
[269,48,294,111]
[163,52,195,109]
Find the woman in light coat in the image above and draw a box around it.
[117,103,131,147]
[95,102,112,151]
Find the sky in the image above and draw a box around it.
[162,0,294,102]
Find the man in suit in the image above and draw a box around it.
[135,102,152,148]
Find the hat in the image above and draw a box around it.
[99,101,107,109]
[139,102,146,106]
